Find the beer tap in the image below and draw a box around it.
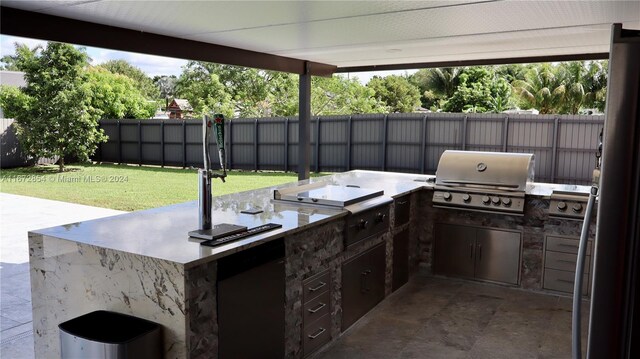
[198,114,227,231]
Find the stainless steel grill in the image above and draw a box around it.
[432,150,535,215]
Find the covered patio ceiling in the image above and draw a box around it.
[2,1,639,75]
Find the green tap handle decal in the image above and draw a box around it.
[213,114,225,151]
[212,114,226,176]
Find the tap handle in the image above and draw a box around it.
[203,115,213,172]
[212,114,227,176]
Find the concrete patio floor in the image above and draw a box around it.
[0,193,125,359]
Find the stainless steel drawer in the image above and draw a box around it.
[543,268,589,295]
[394,196,410,227]
[303,270,330,304]
[545,251,591,273]
[303,313,331,357]
[303,290,330,326]
[546,236,592,255]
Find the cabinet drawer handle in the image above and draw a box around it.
[558,259,577,264]
[308,327,326,339]
[360,269,372,293]
[397,201,408,205]
[557,278,575,284]
[307,302,326,313]
[308,282,326,292]
[558,243,578,248]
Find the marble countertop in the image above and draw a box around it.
[32,170,591,267]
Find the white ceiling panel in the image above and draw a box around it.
[2,0,639,69]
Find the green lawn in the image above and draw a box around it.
[0,164,327,211]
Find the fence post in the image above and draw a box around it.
[117,120,122,165]
[227,120,233,170]
[502,116,509,152]
[551,117,560,183]
[254,119,259,172]
[461,115,468,150]
[315,117,320,173]
[160,121,165,167]
[421,115,427,174]
[182,120,187,169]
[346,116,352,171]
[284,118,289,172]
[138,120,142,166]
[381,114,388,171]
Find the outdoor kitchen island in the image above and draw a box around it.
[27,170,595,359]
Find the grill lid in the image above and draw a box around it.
[435,150,535,192]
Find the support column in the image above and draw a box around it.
[298,63,311,180]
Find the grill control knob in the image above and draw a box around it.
[491,197,501,205]
[443,192,452,201]
[358,219,369,229]
[572,203,583,213]
[462,194,471,203]
[557,202,567,211]
[502,198,512,206]
[482,196,491,205]
[376,212,386,223]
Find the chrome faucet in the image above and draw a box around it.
[198,114,227,230]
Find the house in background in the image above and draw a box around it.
[167,98,193,119]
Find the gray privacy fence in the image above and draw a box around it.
[96,113,604,184]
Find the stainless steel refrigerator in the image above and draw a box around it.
[588,24,640,358]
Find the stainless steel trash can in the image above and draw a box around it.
[59,310,162,359]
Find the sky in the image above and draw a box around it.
[0,35,416,84]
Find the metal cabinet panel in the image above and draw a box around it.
[303,290,330,326]
[341,242,386,331]
[345,205,390,247]
[394,196,411,227]
[392,228,409,291]
[546,235,592,255]
[303,271,330,304]
[218,240,285,359]
[434,223,475,279]
[475,229,521,285]
[303,313,332,356]
[544,268,589,296]
[545,251,591,273]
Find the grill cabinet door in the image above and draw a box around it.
[434,223,475,279]
[474,228,521,285]
[341,242,386,331]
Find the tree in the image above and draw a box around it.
[0,44,37,71]
[512,64,566,114]
[153,75,178,109]
[86,67,155,119]
[0,42,107,171]
[580,60,608,112]
[175,62,234,118]
[367,75,420,113]
[410,67,463,110]
[312,76,387,116]
[98,59,159,99]
[443,67,512,113]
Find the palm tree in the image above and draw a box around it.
[512,64,565,114]
[581,60,608,112]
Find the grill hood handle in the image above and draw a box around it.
[439,179,520,189]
